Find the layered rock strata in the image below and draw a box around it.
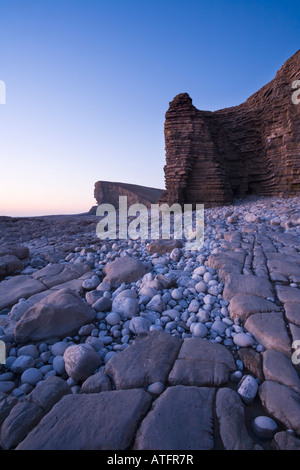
[94,181,163,208]
[160,50,300,207]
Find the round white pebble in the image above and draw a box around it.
[147,382,164,396]
[106,312,122,326]
[193,323,208,338]
[171,289,182,301]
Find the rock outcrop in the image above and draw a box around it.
[94,181,163,208]
[160,50,300,207]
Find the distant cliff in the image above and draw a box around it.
[94,181,163,208]
[160,50,300,207]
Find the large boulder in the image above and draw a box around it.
[0,255,24,279]
[103,256,146,287]
[14,289,96,343]
[63,344,101,381]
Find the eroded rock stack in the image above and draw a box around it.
[160,50,300,207]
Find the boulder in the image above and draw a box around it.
[14,289,96,343]
[103,256,146,287]
[104,331,182,389]
[63,344,101,381]
[0,255,23,279]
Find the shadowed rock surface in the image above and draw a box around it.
[160,50,300,206]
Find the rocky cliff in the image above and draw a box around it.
[94,181,163,208]
[160,50,300,207]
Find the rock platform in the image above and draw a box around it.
[0,196,300,450]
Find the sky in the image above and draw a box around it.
[0,0,299,216]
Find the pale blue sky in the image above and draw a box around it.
[0,0,299,215]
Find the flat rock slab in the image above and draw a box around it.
[259,381,300,434]
[262,349,300,394]
[237,348,264,383]
[245,312,291,357]
[17,389,152,450]
[284,301,300,326]
[208,251,245,270]
[0,275,46,311]
[134,386,215,450]
[229,294,280,322]
[272,233,300,249]
[168,338,236,387]
[25,376,71,413]
[0,393,17,427]
[146,239,182,255]
[223,274,273,301]
[0,376,71,450]
[0,401,44,450]
[289,322,300,344]
[14,288,96,343]
[275,285,300,303]
[104,331,182,389]
[103,255,146,288]
[31,263,91,289]
[208,252,244,281]
[273,431,300,450]
[216,388,253,450]
[267,259,300,278]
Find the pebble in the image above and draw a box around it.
[11,355,36,374]
[195,282,207,293]
[21,368,43,386]
[211,320,227,335]
[192,322,208,338]
[233,332,255,347]
[82,275,100,290]
[237,375,258,404]
[147,382,165,396]
[252,416,278,439]
[0,381,16,393]
[17,344,39,359]
[52,355,66,375]
[0,372,14,382]
[230,370,243,382]
[171,289,182,301]
[129,317,151,334]
[170,248,182,262]
[51,341,69,356]
[106,312,122,326]
[146,294,165,313]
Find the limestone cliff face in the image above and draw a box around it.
[94,181,163,208]
[160,50,300,207]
